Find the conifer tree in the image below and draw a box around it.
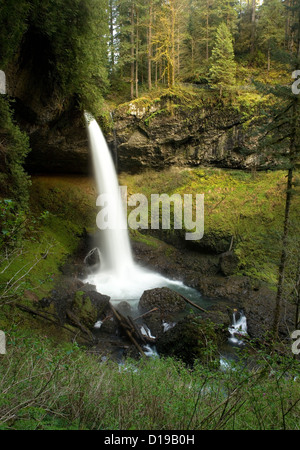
[257,0,285,72]
[209,23,236,95]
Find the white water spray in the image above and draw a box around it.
[228,310,248,345]
[84,115,186,304]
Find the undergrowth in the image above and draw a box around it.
[0,330,299,430]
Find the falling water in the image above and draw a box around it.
[228,310,248,345]
[84,114,192,305]
[85,114,134,276]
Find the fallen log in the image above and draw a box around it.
[110,305,146,357]
[65,309,95,342]
[15,303,92,343]
[127,315,147,344]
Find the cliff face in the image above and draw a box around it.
[110,96,267,174]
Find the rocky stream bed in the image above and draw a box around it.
[34,231,296,366]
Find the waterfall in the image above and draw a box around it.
[228,310,248,345]
[84,114,188,304]
[85,114,135,277]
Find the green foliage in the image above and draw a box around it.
[257,0,285,53]
[0,0,109,117]
[0,199,27,251]
[209,23,237,95]
[0,177,91,304]
[29,0,109,116]
[120,167,300,284]
[0,330,299,430]
[0,96,31,208]
[0,0,30,68]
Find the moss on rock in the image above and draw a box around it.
[71,291,98,329]
[156,315,225,366]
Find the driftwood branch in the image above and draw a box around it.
[177,293,208,314]
[133,307,158,321]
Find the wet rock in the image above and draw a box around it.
[80,283,97,293]
[98,316,119,336]
[115,301,132,317]
[138,287,187,337]
[111,98,282,173]
[84,248,101,269]
[219,251,239,276]
[139,287,186,313]
[71,290,98,329]
[86,291,111,318]
[197,275,251,300]
[156,315,226,366]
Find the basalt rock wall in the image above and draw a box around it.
[108,97,273,174]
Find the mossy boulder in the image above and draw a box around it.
[78,284,111,319]
[156,315,225,366]
[139,287,186,313]
[187,230,232,254]
[219,251,239,276]
[71,290,98,329]
[71,287,111,330]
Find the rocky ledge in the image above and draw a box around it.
[108,95,284,174]
[5,53,285,176]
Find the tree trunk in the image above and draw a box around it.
[272,167,294,338]
[130,3,135,100]
[206,0,209,61]
[177,23,180,78]
[272,13,300,339]
[295,258,300,330]
[109,0,115,70]
[285,0,291,50]
[148,1,153,90]
[250,0,256,55]
[170,0,176,87]
[136,7,139,98]
[191,38,194,73]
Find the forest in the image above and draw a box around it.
[0,0,299,432]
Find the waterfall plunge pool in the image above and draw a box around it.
[85,264,214,310]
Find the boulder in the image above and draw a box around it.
[70,288,110,329]
[138,287,187,337]
[219,251,239,276]
[139,287,186,313]
[115,301,132,317]
[197,275,251,300]
[156,315,226,366]
[71,290,98,329]
[84,248,101,269]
